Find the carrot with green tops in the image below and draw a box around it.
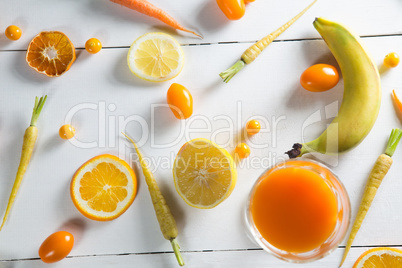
[219,0,317,82]
[110,0,202,38]
[339,128,402,267]
[122,133,184,266]
[0,96,47,231]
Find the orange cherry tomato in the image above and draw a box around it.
[39,231,74,263]
[59,124,75,139]
[244,0,255,2]
[216,0,246,20]
[384,52,399,68]
[300,64,339,92]
[246,120,261,135]
[167,83,193,120]
[235,143,250,159]
[85,38,102,54]
[5,25,22,41]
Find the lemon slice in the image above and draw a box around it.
[353,247,402,268]
[173,138,237,209]
[70,154,137,221]
[127,32,184,82]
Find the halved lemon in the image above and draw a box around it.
[353,247,402,268]
[70,154,137,221]
[173,138,237,209]
[127,32,184,82]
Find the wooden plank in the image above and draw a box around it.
[0,34,402,261]
[0,0,402,49]
[2,246,400,267]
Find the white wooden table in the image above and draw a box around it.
[1,0,402,267]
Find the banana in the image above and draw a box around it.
[286,17,381,158]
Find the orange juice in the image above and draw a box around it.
[250,161,338,253]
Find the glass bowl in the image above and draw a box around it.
[245,158,351,263]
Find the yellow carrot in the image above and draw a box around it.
[339,128,402,267]
[219,0,317,83]
[0,96,47,231]
[122,133,184,266]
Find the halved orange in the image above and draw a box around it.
[353,247,402,268]
[70,154,137,221]
[26,31,76,77]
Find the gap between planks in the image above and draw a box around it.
[2,245,402,262]
[1,33,402,53]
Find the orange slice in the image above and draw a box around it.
[353,247,402,268]
[70,154,137,221]
[26,31,76,77]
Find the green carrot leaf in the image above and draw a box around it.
[171,238,185,266]
[30,95,47,127]
[385,128,402,157]
[219,60,245,83]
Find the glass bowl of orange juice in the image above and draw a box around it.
[245,159,350,263]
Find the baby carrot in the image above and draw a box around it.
[0,96,47,231]
[110,0,202,38]
[122,133,184,266]
[339,128,402,267]
[219,0,317,82]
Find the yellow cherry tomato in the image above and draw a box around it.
[246,120,261,135]
[5,25,21,41]
[216,0,246,20]
[85,38,102,54]
[384,52,400,68]
[59,124,75,140]
[235,143,250,159]
[167,83,193,120]
[300,64,339,92]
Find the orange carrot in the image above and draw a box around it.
[110,0,202,38]
[392,90,402,114]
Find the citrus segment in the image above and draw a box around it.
[173,139,237,209]
[127,32,184,82]
[353,247,402,268]
[26,31,76,77]
[70,154,137,221]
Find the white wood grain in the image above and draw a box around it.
[1,246,400,268]
[0,0,402,49]
[1,17,402,267]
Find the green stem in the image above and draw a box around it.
[30,95,47,127]
[170,238,185,266]
[385,128,402,157]
[219,60,245,83]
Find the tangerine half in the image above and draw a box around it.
[26,31,76,77]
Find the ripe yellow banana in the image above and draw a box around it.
[286,17,381,158]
